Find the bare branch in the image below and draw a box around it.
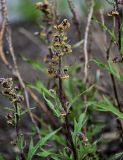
[67,0,81,41]
[84,0,95,82]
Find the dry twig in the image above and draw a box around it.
[67,0,81,41]
[84,0,95,82]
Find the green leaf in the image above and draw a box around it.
[0,155,5,160]
[109,152,123,160]
[51,156,61,160]
[20,107,36,116]
[92,59,123,82]
[27,138,34,160]
[92,59,107,70]
[4,107,15,112]
[68,63,82,75]
[18,0,39,22]
[74,113,86,136]
[16,134,25,151]
[27,128,61,160]
[22,57,47,73]
[28,80,54,98]
[67,85,95,112]
[43,93,61,117]
[72,39,84,49]
[37,149,52,158]
[72,113,87,145]
[87,96,123,119]
[92,18,116,41]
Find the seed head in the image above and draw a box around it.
[0,78,24,104]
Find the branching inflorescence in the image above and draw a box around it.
[0,78,24,137]
[49,19,77,160]
[36,0,54,25]
[47,19,72,80]
[0,78,23,104]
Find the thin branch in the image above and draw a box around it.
[14,102,20,137]
[0,0,11,68]
[100,9,108,51]
[67,0,81,41]
[84,0,95,82]
[115,0,121,52]
[58,56,77,160]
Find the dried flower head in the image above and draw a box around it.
[36,0,54,25]
[0,78,24,104]
[46,19,71,79]
[78,132,88,145]
[107,10,119,16]
[112,56,123,63]
[5,112,14,125]
[54,19,70,31]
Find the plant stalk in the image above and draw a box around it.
[115,0,121,51]
[14,102,20,137]
[58,57,77,160]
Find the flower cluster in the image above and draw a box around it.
[5,112,14,125]
[0,78,24,104]
[112,56,123,63]
[45,19,72,79]
[36,0,54,25]
[107,0,123,16]
[107,10,119,16]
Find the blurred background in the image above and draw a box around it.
[7,0,109,22]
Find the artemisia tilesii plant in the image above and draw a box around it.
[47,19,78,160]
[2,0,123,159]
[0,78,25,159]
[35,2,78,159]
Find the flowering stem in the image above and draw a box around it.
[14,102,20,137]
[58,56,77,160]
[115,0,121,52]
[14,102,26,160]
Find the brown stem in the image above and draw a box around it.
[113,0,123,141]
[83,0,94,83]
[101,8,123,142]
[58,57,77,160]
[14,102,19,137]
[110,74,123,141]
[115,0,121,51]
[106,41,123,142]
[14,103,26,160]
[67,0,81,41]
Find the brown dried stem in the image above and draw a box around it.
[0,0,12,68]
[67,0,81,41]
[115,0,121,52]
[58,56,77,160]
[84,0,95,82]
